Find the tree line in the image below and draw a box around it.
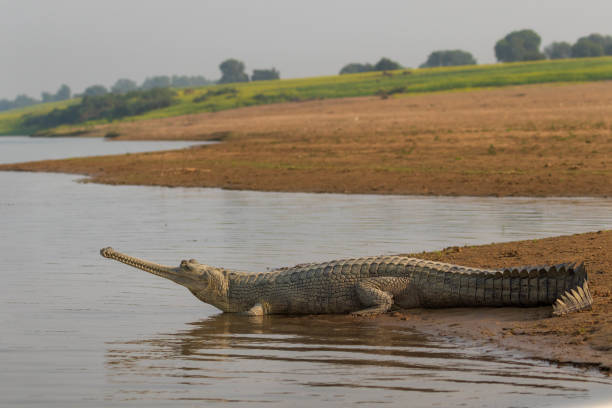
[1,61,280,113]
[0,84,71,112]
[495,30,612,61]
[4,29,612,114]
[339,58,404,74]
[340,30,612,73]
[543,33,612,60]
[17,60,282,129]
[23,88,177,129]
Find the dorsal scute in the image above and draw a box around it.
[260,256,586,282]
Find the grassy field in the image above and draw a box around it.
[2,57,612,135]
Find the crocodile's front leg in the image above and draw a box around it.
[242,301,281,316]
[245,303,265,316]
[353,277,415,316]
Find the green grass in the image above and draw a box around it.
[2,57,612,135]
[0,99,78,135]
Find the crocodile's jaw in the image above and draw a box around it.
[100,247,202,288]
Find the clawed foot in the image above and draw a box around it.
[351,305,390,317]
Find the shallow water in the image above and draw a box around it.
[1,139,611,407]
[0,135,209,164]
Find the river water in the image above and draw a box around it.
[1,137,611,407]
[0,135,209,164]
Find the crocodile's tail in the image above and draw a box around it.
[552,262,593,316]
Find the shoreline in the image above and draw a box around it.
[1,82,611,197]
[1,170,610,370]
[378,231,612,372]
[380,308,610,372]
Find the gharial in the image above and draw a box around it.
[100,247,592,317]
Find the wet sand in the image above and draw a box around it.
[377,230,612,371]
[2,81,612,197]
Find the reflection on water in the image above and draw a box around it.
[106,314,611,407]
[1,137,611,407]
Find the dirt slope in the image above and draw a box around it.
[3,82,612,196]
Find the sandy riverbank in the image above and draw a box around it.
[371,230,611,372]
[1,82,611,196]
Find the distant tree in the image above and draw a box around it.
[251,68,280,81]
[171,75,211,88]
[420,50,477,68]
[0,95,40,112]
[583,33,612,53]
[186,75,211,87]
[544,42,572,59]
[0,99,12,111]
[339,63,374,75]
[83,85,108,97]
[170,75,190,88]
[111,78,138,94]
[373,57,403,71]
[141,75,171,90]
[41,92,55,103]
[571,38,604,58]
[218,59,249,84]
[571,34,612,58]
[494,29,545,62]
[12,94,39,109]
[54,84,71,101]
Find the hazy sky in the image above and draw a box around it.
[2,0,611,99]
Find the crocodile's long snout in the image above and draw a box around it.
[100,247,198,286]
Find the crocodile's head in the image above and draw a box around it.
[100,247,228,298]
